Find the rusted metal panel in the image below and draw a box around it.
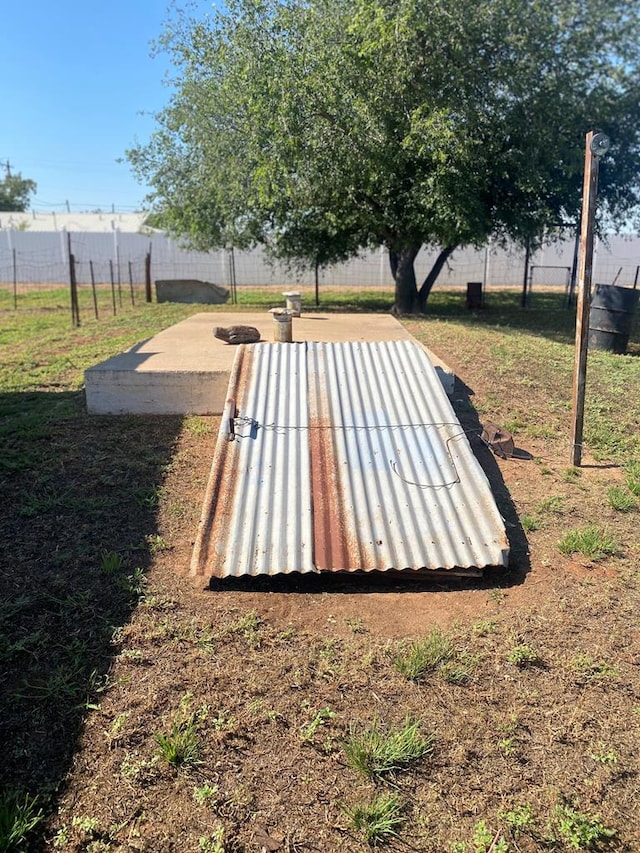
[191,342,315,578]
[306,341,508,572]
[190,341,509,578]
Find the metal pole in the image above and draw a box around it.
[570,131,608,466]
[109,259,117,315]
[117,244,123,307]
[128,260,135,306]
[113,226,123,307]
[67,231,80,327]
[482,238,491,299]
[520,238,530,308]
[89,260,99,319]
[145,242,152,302]
[228,247,237,304]
[12,247,17,310]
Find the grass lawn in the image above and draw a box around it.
[1,288,639,852]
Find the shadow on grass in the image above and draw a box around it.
[235,289,396,313]
[235,286,579,329]
[417,290,579,345]
[0,390,182,849]
[449,377,532,585]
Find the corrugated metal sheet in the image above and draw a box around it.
[190,341,509,578]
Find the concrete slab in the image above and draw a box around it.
[85,312,454,415]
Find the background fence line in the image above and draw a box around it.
[2,228,640,293]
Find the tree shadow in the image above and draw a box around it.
[0,390,183,847]
[420,290,578,345]
[421,288,640,351]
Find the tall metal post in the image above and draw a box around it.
[145,242,152,302]
[520,237,530,307]
[482,238,491,298]
[67,231,80,328]
[570,131,609,466]
[12,247,17,310]
[228,247,237,304]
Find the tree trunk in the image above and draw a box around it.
[417,245,456,311]
[390,244,457,314]
[389,246,421,314]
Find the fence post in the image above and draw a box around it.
[109,259,117,315]
[113,226,123,307]
[228,247,237,304]
[520,238,530,308]
[570,130,607,467]
[128,260,135,306]
[89,260,99,319]
[67,232,80,327]
[482,239,491,292]
[145,243,152,302]
[12,247,17,310]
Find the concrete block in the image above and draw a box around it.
[85,367,230,415]
[155,279,229,304]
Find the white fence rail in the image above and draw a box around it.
[1,229,639,290]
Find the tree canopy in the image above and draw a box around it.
[0,172,37,213]
[129,0,640,313]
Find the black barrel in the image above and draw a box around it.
[588,284,640,354]
[466,281,483,309]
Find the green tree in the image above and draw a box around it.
[0,172,37,212]
[130,0,640,314]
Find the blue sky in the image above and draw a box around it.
[0,1,213,212]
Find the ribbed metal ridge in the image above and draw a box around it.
[190,341,508,578]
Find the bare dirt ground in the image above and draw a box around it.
[2,299,639,852]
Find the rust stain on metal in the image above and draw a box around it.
[309,416,351,571]
[306,346,373,573]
